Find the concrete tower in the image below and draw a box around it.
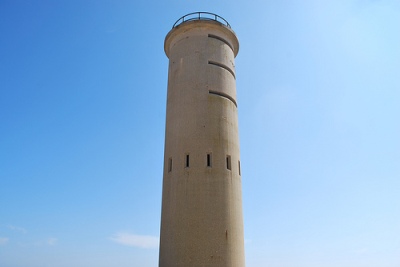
[159,12,244,267]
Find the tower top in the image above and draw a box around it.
[171,12,231,28]
[165,12,239,58]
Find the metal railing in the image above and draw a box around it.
[172,12,231,28]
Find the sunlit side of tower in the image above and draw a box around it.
[159,12,244,267]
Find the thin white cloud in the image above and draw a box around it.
[47,237,57,246]
[33,237,58,247]
[110,232,159,249]
[7,225,27,234]
[0,237,9,245]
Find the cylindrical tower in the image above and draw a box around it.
[159,12,244,267]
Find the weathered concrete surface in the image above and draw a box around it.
[159,19,244,267]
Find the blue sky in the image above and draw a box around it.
[0,1,399,266]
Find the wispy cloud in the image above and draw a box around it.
[34,237,58,247]
[110,232,159,249]
[47,238,57,246]
[7,225,27,234]
[0,237,9,245]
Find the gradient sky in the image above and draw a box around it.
[1,1,399,267]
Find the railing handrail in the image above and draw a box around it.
[172,12,231,28]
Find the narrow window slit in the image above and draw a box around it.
[238,160,241,175]
[226,155,231,170]
[209,90,237,107]
[185,154,190,168]
[208,34,234,51]
[208,60,236,79]
[168,157,172,172]
[207,153,212,167]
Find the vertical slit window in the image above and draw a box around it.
[168,157,172,172]
[207,153,212,167]
[226,155,231,170]
[238,160,241,175]
[185,154,190,168]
